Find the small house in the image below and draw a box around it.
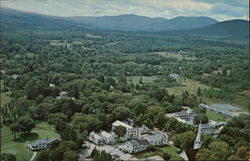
[27,138,57,151]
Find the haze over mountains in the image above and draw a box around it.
[68,14,218,31]
[1,8,249,37]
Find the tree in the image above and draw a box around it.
[208,141,230,160]
[197,113,208,124]
[173,131,195,150]
[35,150,50,161]
[162,151,170,160]
[0,153,16,161]
[236,146,249,160]
[228,155,244,160]
[71,113,102,133]
[197,87,201,96]
[112,106,131,121]
[113,125,126,141]
[144,106,166,129]
[63,150,79,161]
[17,116,35,134]
[9,122,19,140]
[139,76,143,84]
[196,148,216,160]
[202,135,214,148]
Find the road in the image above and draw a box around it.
[29,152,37,161]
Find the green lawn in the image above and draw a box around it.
[1,122,60,161]
[1,91,11,108]
[127,75,160,85]
[0,80,11,108]
[206,110,226,121]
[167,79,212,95]
[152,52,196,60]
[134,145,181,159]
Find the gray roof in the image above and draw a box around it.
[128,139,149,146]
[136,139,149,145]
[176,110,189,116]
[29,138,57,146]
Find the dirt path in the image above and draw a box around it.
[29,151,37,161]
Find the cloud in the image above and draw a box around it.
[1,0,248,20]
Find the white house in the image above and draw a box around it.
[88,131,102,145]
[125,140,149,153]
[136,125,150,138]
[100,131,115,144]
[170,73,181,79]
[175,107,198,125]
[27,138,57,151]
[140,131,168,146]
[88,131,115,145]
[112,120,137,141]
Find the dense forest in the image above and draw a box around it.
[0,24,249,161]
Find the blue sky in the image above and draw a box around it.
[1,0,249,21]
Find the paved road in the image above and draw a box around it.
[29,152,37,161]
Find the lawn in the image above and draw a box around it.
[206,110,226,121]
[166,79,212,95]
[0,91,11,108]
[0,80,11,108]
[1,122,60,161]
[126,75,182,88]
[134,145,181,159]
[127,75,160,85]
[152,52,196,60]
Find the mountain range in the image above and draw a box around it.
[68,14,218,31]
[1,8,249,37]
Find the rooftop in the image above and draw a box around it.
[112,120,133,129]
[127,139,149,146]
[100,131,112,138]
[28,138,57,146]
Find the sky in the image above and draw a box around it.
[1,0,249,21]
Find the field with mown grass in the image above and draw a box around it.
[1,122,60,161]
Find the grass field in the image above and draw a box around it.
[152,52,196,60]
[1,91,11,108]
[1,122,60,161]
[134,145,181,159]
[127,75,160,85]
[166,79,212,95]
[206,110,226,121]
[1,80,11,108]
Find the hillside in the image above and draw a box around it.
[68,14,217,31]
[157,19,249,37]
[0,8,89,30]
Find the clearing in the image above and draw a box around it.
[1,122,60,161]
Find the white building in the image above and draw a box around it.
[125,140,149,153]
[100,131,115,144]
[88,131,115,145]
[112,120,137,141]
[27,138,57,151]
[135,125,150,138]
[141,131,168,146]
[88,131,102,145]
[175,107,197,125]
[170,73,181,79]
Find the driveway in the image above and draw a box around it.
[29,152,37,161]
